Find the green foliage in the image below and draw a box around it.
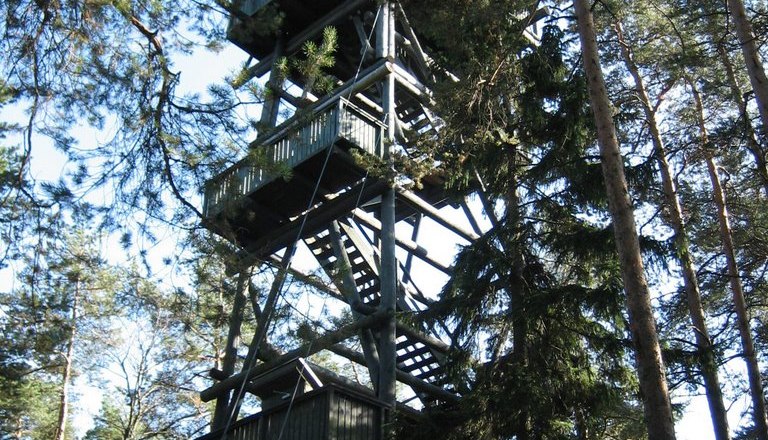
[395,2,649,437]
[82,400,125,440]
[293,26,338,99]
[0,375,60,440]
[1,0,254,235]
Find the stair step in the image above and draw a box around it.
[400,356,440,374]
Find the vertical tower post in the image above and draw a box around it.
[211,270,249,431]
[377,0,397,408]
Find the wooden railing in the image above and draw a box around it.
[203,98,383,217]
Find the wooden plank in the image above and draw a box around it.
[329,388,339,440]
[396,188,479,242]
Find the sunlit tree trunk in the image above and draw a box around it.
[728,0,768,142]
[575,2,677,439]
[689,78,768,440]
[53,278,78,440]
[614,21,730,440]
[717,45,768,197]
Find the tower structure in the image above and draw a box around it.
[198,1,543,437]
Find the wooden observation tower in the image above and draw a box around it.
[198,1,544,438]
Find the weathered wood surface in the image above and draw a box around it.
[204,98,383,217]
[197,384,384,440]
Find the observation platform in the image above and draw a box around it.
[203,97,383,253]
[202,95,447,258]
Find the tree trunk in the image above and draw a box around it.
[716,45,768,197]
[728,0,768,142]
[574,3,677,439]
[614,21,730,440]
[506,143,529,440]
[54,278,79,440]
[689,79,768,440]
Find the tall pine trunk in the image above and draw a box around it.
[506,144,529,440]
[614,22,730,440]
[727,0,768,141]
[54,278,79,440]
[689,79,768,440]
[716,45,768,197]
[575,3,677,439]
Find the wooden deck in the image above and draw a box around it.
[204,98,383,218]
[202,97,394,255]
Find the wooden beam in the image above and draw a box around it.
[201,309,393,402]
[391,63,434,103]
[328,344,460,403]
[339,220,380,274]
[352,15,375,59]
[232,178,389,269]
[267,254,342,298]
[396,188,480,242]
[259,37,285,127]
[461,197,484,236]
[329,221,382,388]
[227,249,294,420]
[351,207,452,274]
[395,323,450,355]
[210,270,251,430]
[404,213,422,276]
[395,3,433,82]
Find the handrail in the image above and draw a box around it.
[203,96,384,217]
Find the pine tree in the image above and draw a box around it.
[688,77,768,440]
[574,0,676,438]
[609,9,730,438]
[726,0,768,142]
[399,1,649,437]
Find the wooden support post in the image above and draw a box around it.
[378,0,398,409]
[259,37,284,128]
[395,3,433,82]
[247,281,283,360]
[226,246,294,422]
[211,270,250,431]
[404,213,422,278]
[329,221,382,389]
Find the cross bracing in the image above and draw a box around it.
[198,1,546,437]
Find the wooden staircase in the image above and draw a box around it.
[304,218,453,404]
